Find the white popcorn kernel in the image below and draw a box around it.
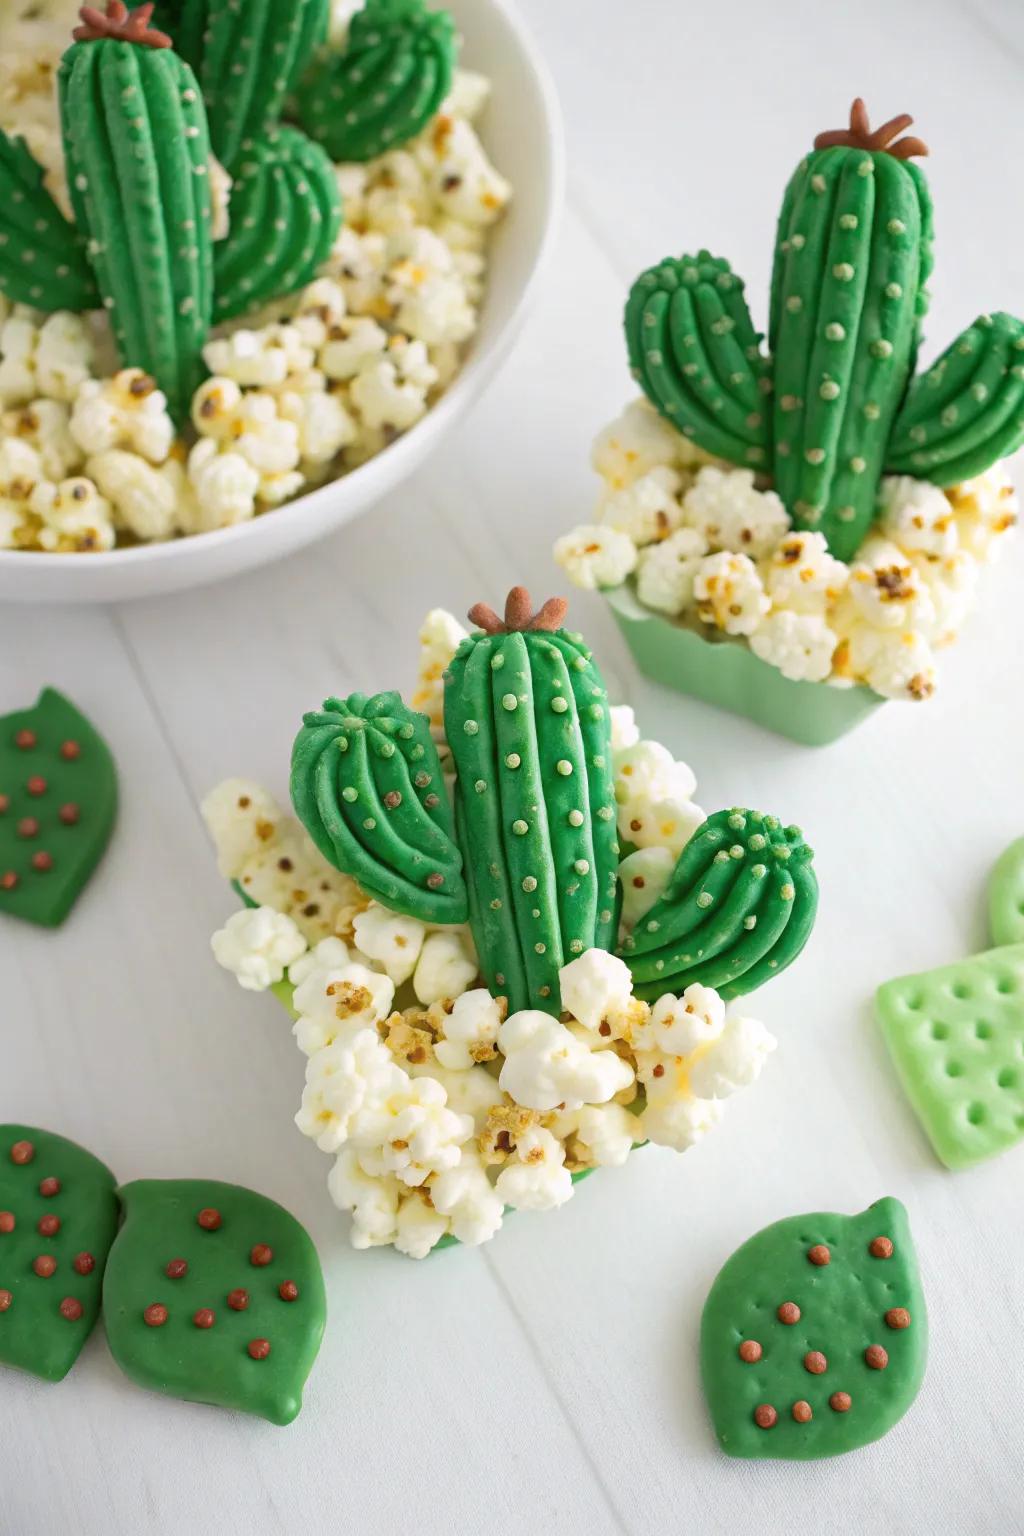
[350,335,438,431]
[411,607,469,738]
[599,464,684,546]
[558,949,634,1035]
[191,375,244,439]
[207,153,232,241]
[187,437,260,528]
[498,1009,634,1112]
[295,1028,405,1153]
[418,114,511,227]
[621,793,706,859]
[28,475,115,553]
[288,936,352,990]
[327,1148,400,1250]
[609,704,640,751]
[618,846,675,928]
[352,902,427,986]
[200,779,286,877]
[694,550,770,636]
[947,466,1019,562]
[394,1191,451,1259]
[633,984,725,1057]
[292,958,395,1057]
[591,397,686,491]
[358,1074,474,1188]
[2,399,82,480]
[0,435,46,501]
[762,530,849,615]
[413,928,478,1005]
[687,1013,777,1099]
[571,1102,637,1167]
[85,449,181,542]
[493,1125,573,1212]
[210,906,308,991]
[290,276,348,349]
[444,68,491,122]
[683,465,789,557]
[430,1150,503,1245]
[33,310,97,402]
[279,387,357,466]
[553,523,637,590]
[0,314,44,407]
[840,535,935,631]
[614,739,696,808]
[635,526,708,616]
[640,1092,724,1153]
[878,474,958,558]
[909,549,979,645]
[749,610,838,683]
[71,369,174,462]
[202,324,315,389]
[434,987,504,1070]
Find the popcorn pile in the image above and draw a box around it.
[554,398,1019,701]
[204,612,776,1259]
[0,5,510,553]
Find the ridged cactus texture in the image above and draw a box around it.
[214,127,342,322]
[298,0,457,163]
[291,689,468,926]
[626,100,1024,563]
[618,808,818,1001]
[0,133,98,311]
[58,6,213,424]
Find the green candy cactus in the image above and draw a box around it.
[291,589,818,1014]
[626,99,1024,562]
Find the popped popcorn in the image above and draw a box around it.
[0,310,95,407]
[295,1028,405,1153]
[413,928,478,1005]
[635,527,708,616]
[2,399,82,480]
[614,739,696,811]
[560,1103,637,1168]
[394,1191,450,1259]
[210,906,308,992]
[749,610,838,684]
[878,475,958,558]
[292,954,395,1057]
[632,984,725,1057]
[357,1074,474,1188]
[202,325,315,389]
[434,988,504,1070]
[85,450,188,542]
[430,1150,504,1245]
[683,466,789,558]
[411,607,468,741]
[599,465,684,546]
[840,537,935,632]
[70,370,174,463]
[415,114,511,228]
[591,398,685,491]
[327,1148,400,1250]
[617,846,674,928]
[557,949,634,1037]
[28,475,115,553]
[350,335,439,432]
[552,523,638,590]
[497,1010,634,1113]
[948,466,1019,561]
[694,550,771,636]
[609,704,640,751]
[352,903,427,986]
[762,530,848,615]
[186,439,260,529]
[687,1013,777,1099]
[493,1126,573,1212]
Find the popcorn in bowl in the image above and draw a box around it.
[0,0,511,554]
[555,98,1023,738]
[206,593,819,1258]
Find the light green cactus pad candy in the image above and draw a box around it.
[876,943,1024,1170]
[618,807,817,1000]
[701,1197,927,1460]
[291,689,468,925]
[989,836,1024,948]
[0,132,99,312]
[104,1179,326,1425]
[0,1126,119,1383]
[213,126,342,323]
[298,0,457,163]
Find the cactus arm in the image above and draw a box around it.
[768,162,802,350]
[887,312,1024,484]
[721,855,818,997]
[0,132,99,311]
[213,127,342,323]
[625,255,770,468]
[624,846,747,979]
[290,692,467,925]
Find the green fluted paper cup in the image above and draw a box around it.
[604,584,884,747]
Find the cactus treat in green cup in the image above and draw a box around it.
[0,1,511,553]
[555,99,1022,743]
[204,591,818,1259]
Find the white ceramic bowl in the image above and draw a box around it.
[0,0,563,604]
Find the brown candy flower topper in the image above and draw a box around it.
[814,98,928,160]
[468,586,569,636]
[73,1,172,49]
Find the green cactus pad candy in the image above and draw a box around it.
[298,0,457,163]
[701,1197,927,1460]
[618,808,817,1001]
[876,944,1024,1170]
[213,126,342,323]
[103,1179,326,1426]
[0,1126,119,1382]
[291,689,467,925]
[0,132,99,312]
[624,252,771,469]
[445,588,620,1016]
[59,3,214,424]
[989,836,1024,948]
[625,99,1023,562]
[0,687,117,928]
[887,312,1024,485]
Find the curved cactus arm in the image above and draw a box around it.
[298,0,457,163]
[618,810,818,1000]
[290,691,468,925]
[59,34,213,424]
[625,253,771,470]
[213,126,342,322]
[886,312,1024,485]
[0,132,99,311]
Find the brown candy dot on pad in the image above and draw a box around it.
[870,1236,894,1259]
[777,1301,801,1325]
[72,1252,95,1276]
[227,1289,249,1311]
[26,776,46,796]
[0,1211,14,1233]
[32,852,54,873]
[165,1259,188,1279]
[59,804,80,826]
[865,1345,889,1370]
[250,1244,273,1267]
[197,1208,222,1230]
[0,1289,12,1311]
[33,1255,56,1277]
[38,1215,60,1237]
[59,1297,83,1321]
[144,1304,168,1327]
[10,1141,34,1165]
[17,818,39,838]
[886,1307,911,1330]
[0,795,8,813]
[39,1176,61,1197]
[807,1244,830,1266]
[15,729,36,749]
[804,1350,827,1374]
[248,1339,271,1360]
[60,740,81,760]
[829,1391,852,1412]
[0,872,16,891]
[193,1308,215,1329]
[738,1339,762,1363]
[753,1404,777,1429]
[792,1400,813,1423]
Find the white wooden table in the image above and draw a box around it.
[3,1,1024,1530]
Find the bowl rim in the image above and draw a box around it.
[0,0,565,576]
